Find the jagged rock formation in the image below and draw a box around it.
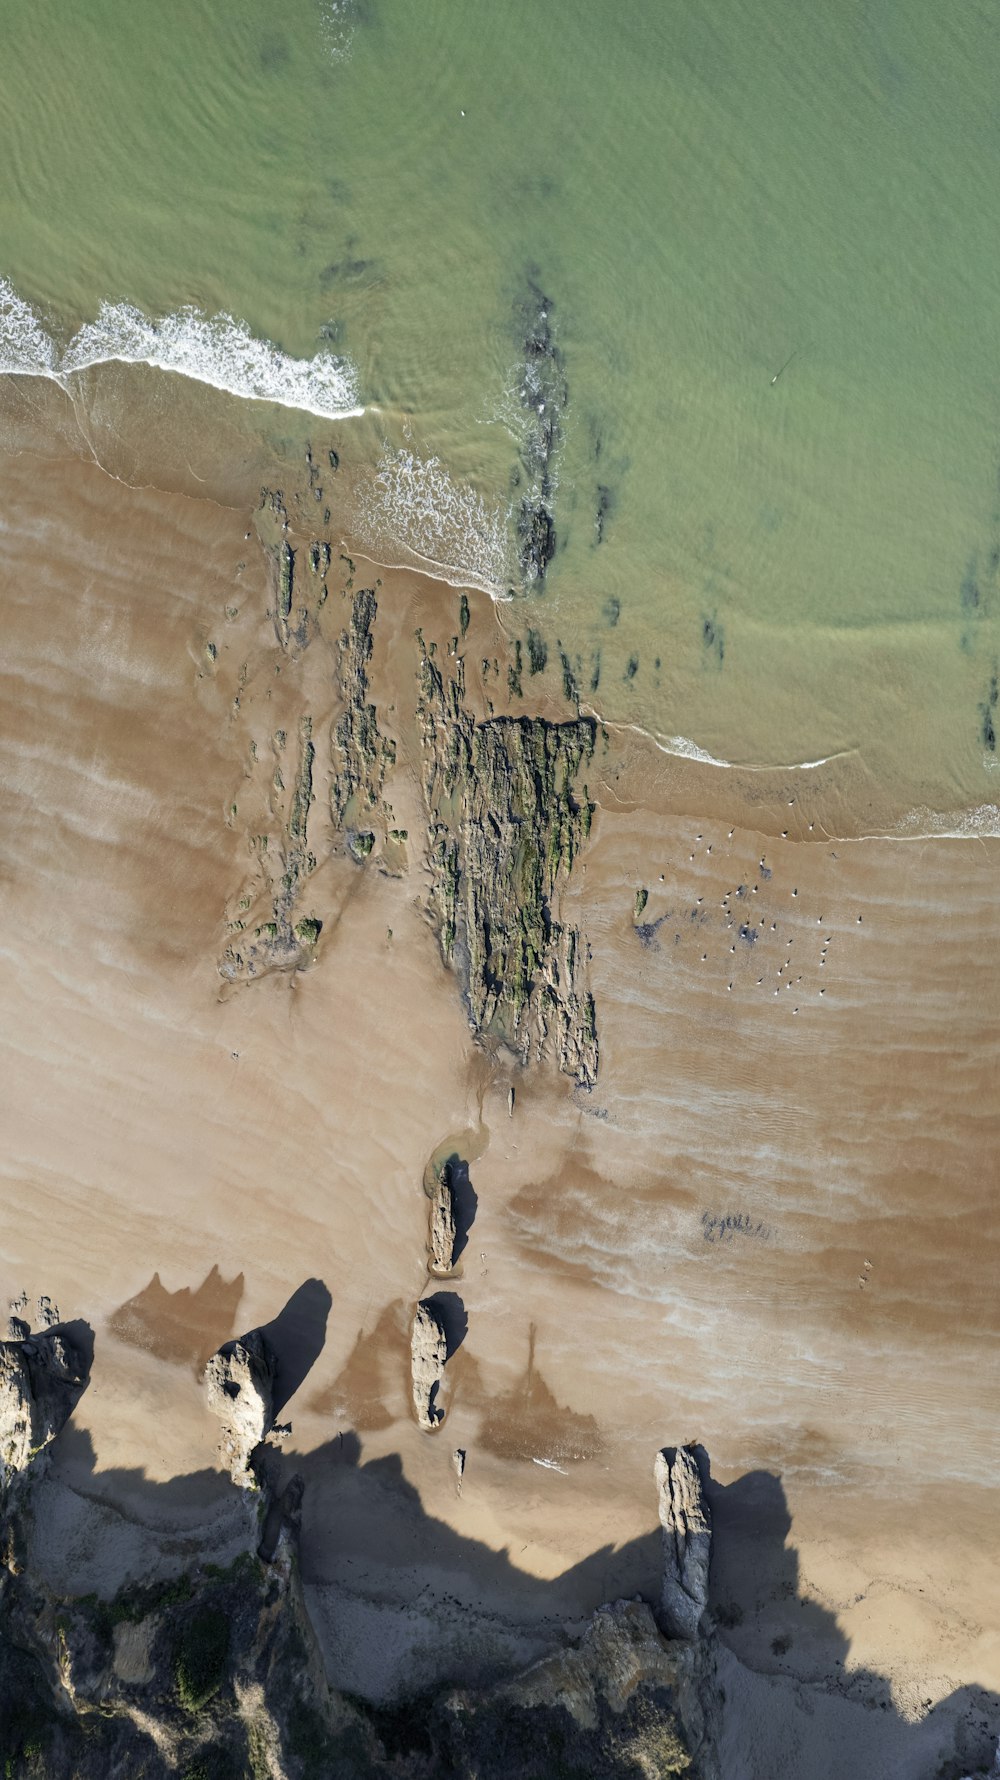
[417,634,599,1087]
[204,1330,284,1488]
[512,277,566,585]
[0,1324,90,1499]
[410,1301,448,1430]
[0,1497,710,1780]
[219,712,323,982]
[0,1537,382,1780]
[330,586,396,855]
[257,481,331,652]
[439,1598,713,1779]
[655,1447,712,1641]
[425,1158,457,1276]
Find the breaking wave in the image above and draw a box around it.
[888,802,1000,840]
[0,277,56,375]
[355,446,515,597]
[0,277,362,420]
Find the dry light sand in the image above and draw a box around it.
[1,428,999,1777]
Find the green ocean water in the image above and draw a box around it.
[2,0,1000,824]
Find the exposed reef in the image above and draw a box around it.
[330,586,396,842]
[219,712,323,983]
[416,634,599,1086]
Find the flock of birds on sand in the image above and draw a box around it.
[640,807,865,1017]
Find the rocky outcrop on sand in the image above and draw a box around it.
[256,483,331,652]
[655,1446,712,1641]
[410,1300,448,1430]
[417,634,599,1086]
[219,710,324,983]
[330,585,397,857]
[204,1330,286,1488]
[425,1157,458,1276]
[0,1322,91,1499]
[438,1597,714,1779]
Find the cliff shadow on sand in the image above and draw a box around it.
[7,1386,998,1780]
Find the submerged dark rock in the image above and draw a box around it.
[517,496,556,583]
[512,276,568,587]
[595,483,613,544]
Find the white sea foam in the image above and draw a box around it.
[317,0,356,61]
[585,711,855,773]
[887,801,1000,841]
[0,276,362,420]
[356,446,515,597]
[0,277,56,375]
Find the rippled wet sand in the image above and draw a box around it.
[1,442,998,1746]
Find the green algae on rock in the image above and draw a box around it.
[330,588,396,839]
[416,633,599,1088]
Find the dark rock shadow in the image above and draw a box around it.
[52,1319,96,1382]
[309,1299,407,1431]
[257,1279,331,1417]
[476,1323,601,1465]
[107,1267,245,1374]
[11,1402,1000,1778]
[422,1292,467,1359]
[442,1155,478,1264]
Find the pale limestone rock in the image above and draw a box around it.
[0,1326,89,1493]
[655,1446,712,1640]
[204,1330,279,1487]
[427,1164,457,1275]
[411,1301,448,1430]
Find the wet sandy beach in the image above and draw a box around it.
[1,435,998,1773]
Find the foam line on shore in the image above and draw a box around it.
[583,710,857,773]
[0,278,362,420]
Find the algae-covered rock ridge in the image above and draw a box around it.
[417,631,599,1087]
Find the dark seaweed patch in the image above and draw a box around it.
[979,668,998,751]
[594,484,613,545]
[559,646,579,705]
[526,628,547,675]
[512,274,567,585]
[702,614,725,665]
[961,556,981,611]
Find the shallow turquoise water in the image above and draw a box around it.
[2,0,999,819]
